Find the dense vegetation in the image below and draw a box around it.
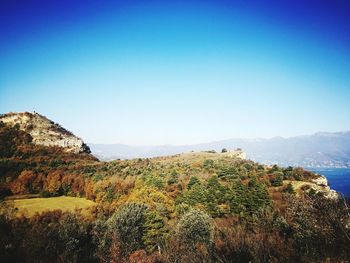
[0,122,349,262]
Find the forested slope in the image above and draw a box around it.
[0,119,349,262]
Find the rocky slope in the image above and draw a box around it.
[0,112,90,154]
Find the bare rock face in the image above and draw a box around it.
[311,175,339,199]
[0,112,91,154]
[312,175,328,187]
[222,149,247,159]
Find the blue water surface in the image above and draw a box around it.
[308,168,350,198]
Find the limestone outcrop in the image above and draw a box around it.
[0,112,91,154]
[311,175,339,199]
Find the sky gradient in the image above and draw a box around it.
[1,0,350,145]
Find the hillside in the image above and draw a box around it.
[0,112,349,263]
[90,131,350,168]
[0,115,97,191]
[0,112,91,154]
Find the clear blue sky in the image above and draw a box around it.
[1,0,349,145]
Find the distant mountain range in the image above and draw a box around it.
[90,131,350,168]
[2,111,348,168]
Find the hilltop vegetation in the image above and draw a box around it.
[0,118,349,262]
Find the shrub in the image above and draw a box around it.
[187,176,201,189]
[180,183,208,207]
[107,202,149,254]
[167,177,178,185]
[284,183,295,194]
[175,203,191,216]
[58,213,88,261]
[218,166,239,180]
[145,175,164,190]
[270,171,284,186]
[176,208,213,247]
[44,171,62,196]
[143,210,168,252]
[203,159,214,169]
[167,170,179,185]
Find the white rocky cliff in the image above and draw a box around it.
[0,112,90,154]
[311,175,339,199]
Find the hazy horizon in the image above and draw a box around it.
[1,1,350,145]
[87,129,350,147]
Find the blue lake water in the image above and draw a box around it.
[308,168,350,198]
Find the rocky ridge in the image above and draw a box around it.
[311,175,339,199]
[0,112,90,154]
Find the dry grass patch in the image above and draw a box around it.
[7,196,96,217]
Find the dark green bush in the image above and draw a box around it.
[177,208,213,246]
[107,202,149,254]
